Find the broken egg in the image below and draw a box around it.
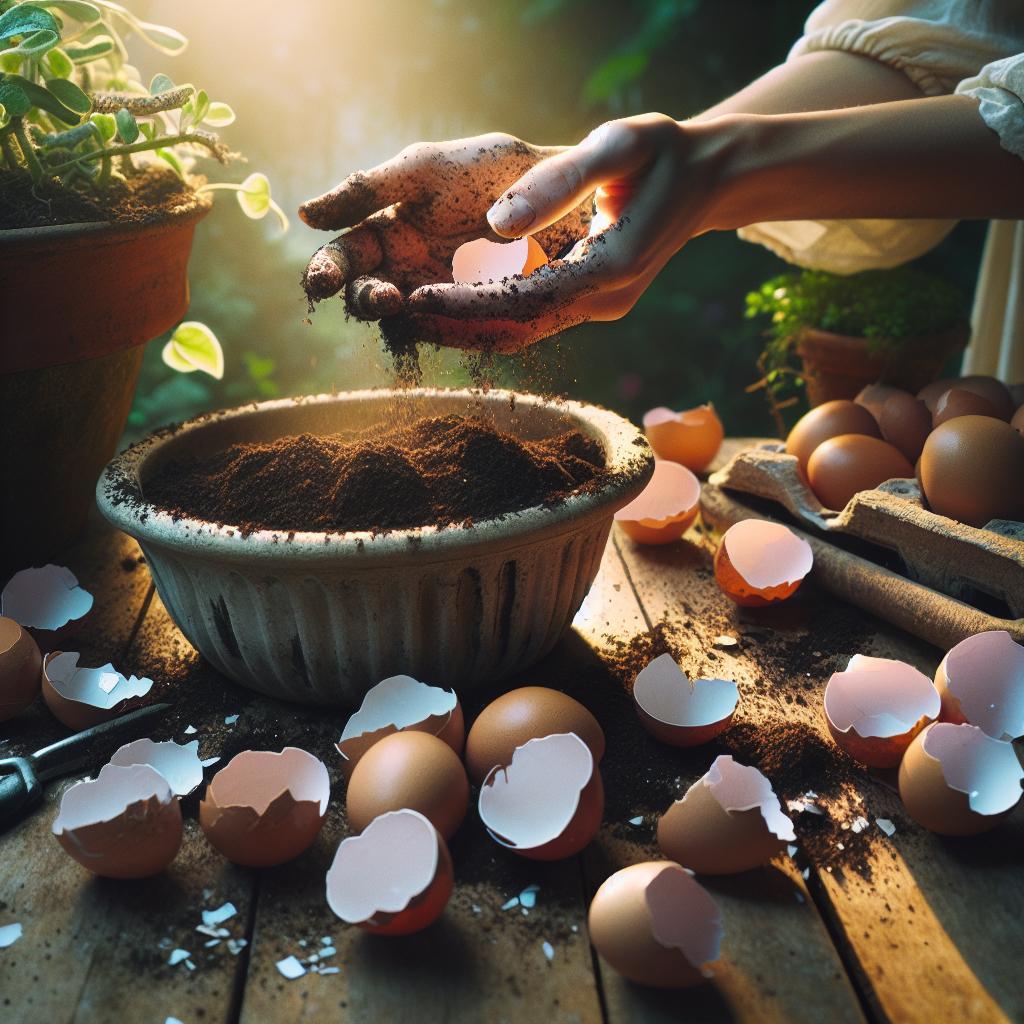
[0,564,93,631]
[53,763,182,878]
[614,460,701,545]
[345,730,468,840]
[0,615,41,722]
[200,747,330,866]
[642,404,724,473]
[465,686,604,785]
[478,732,603,860]
[934,630,1024,741]
[658,755,795,874]
[633,653,738,747]
[823,655,940,767]
[451,235,546,284]
[326,809,453,935]
[336,674,464,769]
[42,651,153,731]
[898,722,1023,835]
[588,861,723,988]
[109,738,205,797]
[714,519,813,606]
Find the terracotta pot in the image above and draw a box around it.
[796,323,969,407]
[0,205,209,570]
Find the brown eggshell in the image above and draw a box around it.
[956,375,1016,421]
[465,686,605,785]
[919,416,1024,526]
[657,756,795,874]
[588,861,723,988]
[0,615,42,722]
[917,377,959,412]
[643,404,724,473]
[932,387,1000,427]
[326,809,453,935]
[807,434,914,511]
[200,747,330,866]
[615,460,701,547]
[713,519,813,607]
[877,392,932,463]
[1010,403,1024,434]
[41,651,153,731]
[785,400,881,473]
[345,731,468,840]
[898,722,1023,836]
[53,763,182,878]
[854,383,906,424]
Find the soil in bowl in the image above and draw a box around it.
[143,413,610,535]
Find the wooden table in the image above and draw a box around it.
[2,514,1021,1024]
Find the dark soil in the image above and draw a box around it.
[0,166,207,230]
[143,413,609,535]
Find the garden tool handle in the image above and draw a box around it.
[0,757,41,828]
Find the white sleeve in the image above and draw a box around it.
[956,53,1024,160]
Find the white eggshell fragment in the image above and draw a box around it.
[53,763,182,878]
[824,655,940,768]
[935,630,1024,741]
[109,738,205,797]
[615,460,702,544]
[451,235,545,284]
[1,565,93,630]
[337,674,464,767]
[633,653,738,747]
[721,520,813,591]
[478,733,603,860]
[42,652,153,731]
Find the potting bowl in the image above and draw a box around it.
[97,389,654,705]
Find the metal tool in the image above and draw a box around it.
[0,703,172,829]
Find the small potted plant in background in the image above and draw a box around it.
[745,266,969,429]
[0,0,287,567]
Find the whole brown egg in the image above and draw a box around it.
[785,401,880,473]
[932,388,1000,428]
[877,392,932,463]
[807,435,914,510]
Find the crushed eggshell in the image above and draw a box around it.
[642,403,724,473]
[451,235,546,284]
[276,955,306,980]
[876,818,896,837]
[110,738,205,797]
[0,922,22,948]
[588,861,723,988]
[714,519,813,606]
[200,747,330,867]
[658,755,795,874]
[0,565,93,631]
[53,763,182,878]
[42,652,153,731]
[824,655,940,767]
[326,808,453,935]
[0,616,42,723]
[202,903,237,928]
[337,674,464,768]
[633,653,739,747]
[934,630,1024,741]
[614,460,701,545]
[478,733,603,860]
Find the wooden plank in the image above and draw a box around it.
[616,524,1024,1023]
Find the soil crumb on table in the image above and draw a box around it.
[144,413,608,535]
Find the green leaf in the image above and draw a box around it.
[0,27,58,60]
[149,71,173,95]
[64,34,113,62]
[163,321,224,379]
[0,77,29,116]
[45,45,73,77]
[114,105,136,143]
[191,88,208,123]
[203,100,233,127]
[41,1,102,24]
[155,145,184,178]
[45,76,90,113]
[582,51,648,104]
[137,119,154,140]
[93,1,187,55]
[0,4,59,44]
[236,170,270,218]
[89,109,115,139]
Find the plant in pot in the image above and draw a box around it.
[745,266,969,430]
[0,0,287,569]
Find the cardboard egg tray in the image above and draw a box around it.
[701,441,1024,650]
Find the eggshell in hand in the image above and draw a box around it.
[643,404,724,473]
[0,616,41,723]
[615,460,701,545]
[714,519,812,606]
[451,235,546,284]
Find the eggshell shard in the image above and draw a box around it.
[633,653,739,747]
[658,755,795,874]
[109,738,205,797]
[824,655,940,768]
[465,686,605,786]
[615,460,701,545]
[53,763,182,878]
[200,747,330,866]
[588,861,723,989]
[932,387,1002,427]
[0,615,42,723]
[898,722,1023,835]
[955,375,1017,421]
[478,732,603,860]
[326,809,453,935]
[451,235,546,285]
[643,404,724,473]
[336,674,465,769]
[854,383,905,423]
[1,565,93,631]
[714,519,813,606]
[934,630,1024,741]
[42,651,153,731]
[345,730,469,840]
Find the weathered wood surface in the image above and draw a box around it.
[1,514,1021,1024]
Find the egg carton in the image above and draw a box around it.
[703,442,1024,648]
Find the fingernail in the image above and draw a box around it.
[488,194,535,234]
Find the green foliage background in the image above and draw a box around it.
[124,0,985,441]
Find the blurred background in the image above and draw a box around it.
[125,0,986,441]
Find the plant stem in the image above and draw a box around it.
[47,132,221,175]
[0,129,17,171]
[11,118,45,183]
